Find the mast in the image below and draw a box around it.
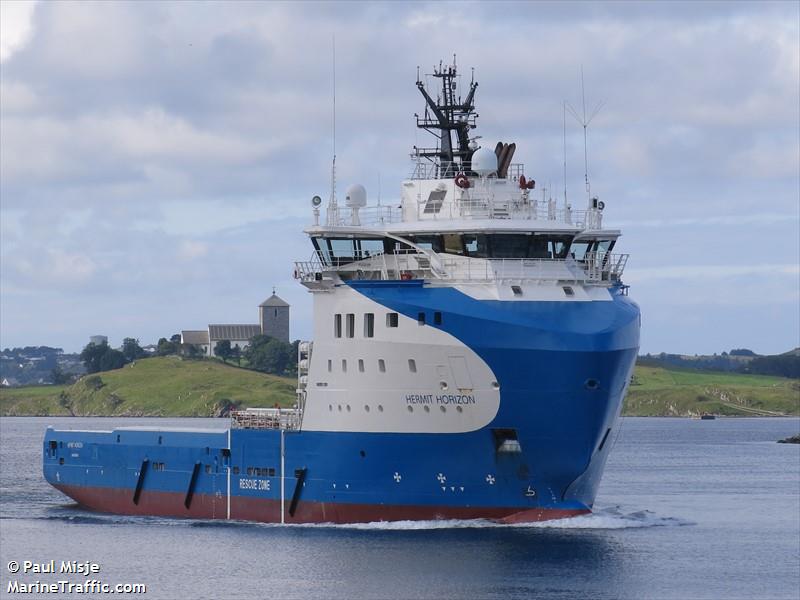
[414,56,479,178]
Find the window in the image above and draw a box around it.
[408,359,417,373]
[378,359,386,373]
[511,285,523,296]
[386,313,399,328]
[358,359,365,373]
[563,286,575,297]
[233,467,240,475]
[434,311,442,325]
[334,314,342,338]
[491,234,530,258]
[327,359,332,372]
[346,314,355,338]
[463,234,490,258]
[423,190,446,214]
[442,233,463,255]
[417,312,426,326]
[341,359,347,373]
[364,313,374,338]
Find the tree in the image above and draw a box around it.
[156,337,178,356]
[80,341,109,374]
[51,366,73,385]
[214,340,233,363]
[170,334,181,343]
[99,349,127,372]
[243,335,293,375]
[230,345,241,366]
[121,338,145,362]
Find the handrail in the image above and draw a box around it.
[231,408,302,431]
[294,251,628,285]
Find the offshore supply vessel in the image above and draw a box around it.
[43,61,640,524]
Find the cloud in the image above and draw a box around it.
[0,0,798,354]
[0,1,37,62]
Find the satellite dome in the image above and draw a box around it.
[471,146,497,176]
[345,184,367,208]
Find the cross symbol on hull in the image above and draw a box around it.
[393,472,402,483]
[485,474,495,485]
[436,473,446,484]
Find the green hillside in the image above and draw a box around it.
[1,358,797,418]
[0,356,296,417]
[624,366,800,416]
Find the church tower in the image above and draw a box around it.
[259,289,290,342]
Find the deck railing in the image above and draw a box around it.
[230,408,302,431]
[295,251,628,285]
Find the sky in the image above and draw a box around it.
[1,0,798,355]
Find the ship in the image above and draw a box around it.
[43,60,640,524]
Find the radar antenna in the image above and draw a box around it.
[566,66,604,198]
[413,57,479,178]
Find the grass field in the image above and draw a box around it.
[624,366,800,416]
[0,356,296,417]
[1,358,797,417]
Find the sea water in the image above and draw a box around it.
[1,417,798,599]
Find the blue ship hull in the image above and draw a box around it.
[43,284,639,523]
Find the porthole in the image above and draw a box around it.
[456,406,463,413]
[585,379,600,390]
[440,406,446,413]
[408,359,417,373]
[364,405,370,412]
[338,405,342,412]
[346,405,351,412]
[424,405,430,413]
[440,381,448,390]
[378,405,384,412]
[327,359,332,372]
[491,381,500,390]
[359,450,366,458]
[407,406,413,413]
[328,404,333,411]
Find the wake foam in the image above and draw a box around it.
[22,504,692,531]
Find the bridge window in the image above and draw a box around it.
[386,313,399,328]
[364,313,374,338]
[334,314,342,338]
[443,233,463,255]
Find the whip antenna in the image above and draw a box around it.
[566,66,604,198]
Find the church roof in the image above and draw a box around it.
[181,330,209,345]
[208,324,262,341]
[259,293,289,308]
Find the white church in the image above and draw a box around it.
[181,291,290,356]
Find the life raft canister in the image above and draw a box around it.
[519,175,536,190]
[400,271,413,281]
[454,173,470,189]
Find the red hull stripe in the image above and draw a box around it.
[53,484,588,524]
